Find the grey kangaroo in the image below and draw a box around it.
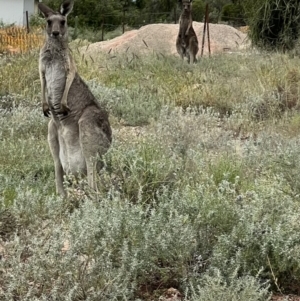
[176,0,199,64]
[38,0,112,197]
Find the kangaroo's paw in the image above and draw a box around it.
[43,103,50,117]
[60,103,70,116]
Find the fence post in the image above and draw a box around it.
[101,17,104,41]
[74,16,78,39]
[201,4,210,57]
[26,11,30,33]
[200,6,207,57]
[122,8,125,33]
[174,6,177,24]
[206,5,211,57]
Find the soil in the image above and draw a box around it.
[271,295,300,301]
[84,22,249,58]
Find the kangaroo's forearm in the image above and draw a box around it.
[61,59,76,108]
[61,70,75,103]
[185,19,192,35]
[40,72,47,104]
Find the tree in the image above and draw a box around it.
[209,0,231,22]
[192,0,205,22]
[43,0,123,28]
[245,0,300,51]
[221,3,246,26]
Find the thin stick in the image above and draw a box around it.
[201,4,208,57]
[206,5,211,57]
[267,255,283,294]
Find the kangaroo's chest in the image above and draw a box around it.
[43,54,67,102]
[57,124,87,175]
[179,13,192,31]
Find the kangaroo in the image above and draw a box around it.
[176,0,199,64]
[38,0,112,197]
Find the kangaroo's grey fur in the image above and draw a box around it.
[176,0,199,64]
[38,0,112,196]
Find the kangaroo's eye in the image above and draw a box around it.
[47,20,52,26]
[61,20,66,26]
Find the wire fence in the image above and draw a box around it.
[0,26,44,54]
[0,9,250,55]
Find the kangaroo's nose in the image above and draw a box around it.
[52,31,59,37]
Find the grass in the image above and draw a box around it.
[1,42,300,300]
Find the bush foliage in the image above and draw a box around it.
[1,44,300,300]
[246,0,300,51]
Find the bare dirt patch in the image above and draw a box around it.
[271,295,300,301]
[84,22,249,58]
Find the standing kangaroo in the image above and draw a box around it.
[176,0,199,64]
[38,0,112,197]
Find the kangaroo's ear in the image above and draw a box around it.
[60,0,74,16]
[38,3,55,18]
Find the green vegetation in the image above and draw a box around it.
[40,0,237,36]
[222,2,245,26]
[245,0,300,51]
[1,40,300,300]
[32,0,300,53]
[33,0,300,53]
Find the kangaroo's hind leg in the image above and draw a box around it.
[176,36,185,60]
[78,106,112,190]
[48,119,66,196]
[189,36,199,64]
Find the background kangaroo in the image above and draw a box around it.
[38,0,112,197]
[176,0,199,64]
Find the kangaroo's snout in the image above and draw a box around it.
[52,31,60,37]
